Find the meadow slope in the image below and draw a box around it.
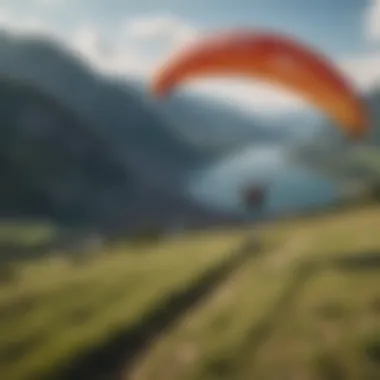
[0,229,248,380]
[128,204,380,380]
[0,205,380,380]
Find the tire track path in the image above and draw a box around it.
[49,236,262,380]
[127,234,311,380]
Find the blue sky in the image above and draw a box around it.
[1,0,380,114]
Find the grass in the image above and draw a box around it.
[1,204,380,380]
[128,204,380,380]
[0,228,248,380]
[129,255,293,380]
[0,220,58,248]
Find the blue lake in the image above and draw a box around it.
[185,145,340,218]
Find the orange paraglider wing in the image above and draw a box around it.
[151,29,367,138]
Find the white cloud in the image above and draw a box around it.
[341,53,380,91]
[34,0,62,7]
[0,7,53,36]
[60,15,200,81]
[124,14,198,47]
[71,26,113,69]
[119,14,200,73]
[364,0,380,42]
[70,24,152,77]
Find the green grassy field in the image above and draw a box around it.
[0,228,247,380]
[129,205,380,380]
[0,205,380,380]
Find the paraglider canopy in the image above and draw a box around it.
[151,28,368,139]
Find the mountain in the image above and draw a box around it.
[0,32,213,191]
[289,87,380,190]
[0,76,133,227]
[0,32,239,231]
[365,87,380,144]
